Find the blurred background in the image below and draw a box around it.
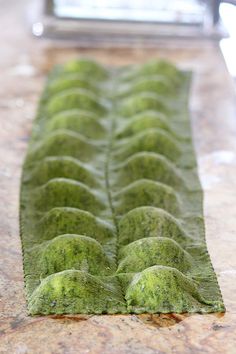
[28,0,236,82]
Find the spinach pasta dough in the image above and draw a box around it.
[20,58,224,315]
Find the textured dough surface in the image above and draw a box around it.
[20,58,225,315]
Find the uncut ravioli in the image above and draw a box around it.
[20,58,224,315]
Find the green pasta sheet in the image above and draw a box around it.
[20,58,225,315]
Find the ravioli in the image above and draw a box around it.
[20,58,224,315]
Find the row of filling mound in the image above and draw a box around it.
[21,59,216,314]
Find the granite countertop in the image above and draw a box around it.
[0,1,236,353]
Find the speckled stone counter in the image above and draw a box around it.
[0,1,236,353]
